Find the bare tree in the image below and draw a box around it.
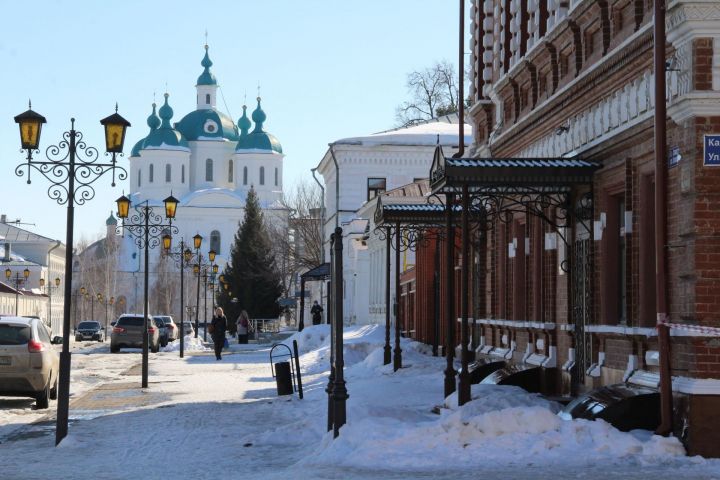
[395,60,460,127]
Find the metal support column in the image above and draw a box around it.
[393,222,402,371]
[458,185,471,405]
[444,193,457,398]
[384,227,392,365]
[332,227,348,437]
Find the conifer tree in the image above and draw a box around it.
[218,187,282,323]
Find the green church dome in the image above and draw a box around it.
[130,102,161,157]
[175,108,240,142]
[237,105,251,137]
[143,93,190,151]
[196,45,217,86]
[106,211,118,226]
[235,98,283,154]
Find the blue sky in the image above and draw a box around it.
[0,0,463,242]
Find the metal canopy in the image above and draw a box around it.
[429,146,600,193]
[300,263,331,281]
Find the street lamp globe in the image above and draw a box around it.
[183,249,192,262]
[218,274,225,283]
[162,234,172,251]
[39,278,46,288]
[97,293,103,302]
[4,268,11,280]
[163,194,179,220]
[193,264,200,274]
[23,268,30,279]
[55,277,61,287]
[14,103,46,151]
[193,234,203,250]
[80,286,86,296]
[99,108,131,154]
[115,194,131,219]
[208,249,216,263]
[212,264,219,274]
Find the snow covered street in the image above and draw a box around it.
[1,326,720,479]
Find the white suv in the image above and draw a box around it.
[0,316,61,408]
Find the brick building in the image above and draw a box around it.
[391,0,720,456]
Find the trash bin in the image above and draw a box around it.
[274,361,294,396]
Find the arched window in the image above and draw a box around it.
[274,167,278,186]
[259,166,265,185]
[181,164,185,184]
[205,93,211,105]
[228,160,234,183]
[138,170,142,187]
[149,164,154,183]
[205,158,213,181]
[243,166,248,185]
[165,164,171,183]
[210,230,221,254]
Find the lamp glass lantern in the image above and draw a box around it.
[39,278,46,288]
[163,194,179,220]
[183,249,192,262]
[212,264,219,274]
[5,268,11,280]
[193,265,200,274]
[55,277,61,287]
[115,195,131,219]
[162,234,172,251]
[99,110,131,153]
[208,250,216,263]
[97,293,103,302]
[218,274,225,283]
[23,268,30,279]
[14,106,47,150]
[80,286,86,295]
[193,234,203,250]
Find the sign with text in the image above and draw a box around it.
[704,135,720,166]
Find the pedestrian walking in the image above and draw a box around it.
[237,310,250,344]
[311,300,323,326]
[210,307,227,360]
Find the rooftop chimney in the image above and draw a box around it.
[0,214,6,224]
[3,243,10,262]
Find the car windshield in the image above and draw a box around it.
[0,324,31,345]
[78,322,99,329]
[154,318,165,326]
[116,317,144,327]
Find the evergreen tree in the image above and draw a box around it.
[218,188,282,323]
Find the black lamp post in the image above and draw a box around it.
[14,102,130,446]
[163,237,193,358]
[193,234,203,339]
[115,194,179,389]
[191,246,216,342]
[5,268,30,315]
[39,276,61,330]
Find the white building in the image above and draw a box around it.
[314,117,471,325]
[81,45,287,320]
[0,215,66,336]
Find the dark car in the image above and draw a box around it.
[153,316,170,347]
[75,321,105,342]
[110,315,160,353]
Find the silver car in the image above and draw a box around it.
[154,315,177,342]
[0,316,61,408]
[110,314,160,353]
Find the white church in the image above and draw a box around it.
[79,45,287,318]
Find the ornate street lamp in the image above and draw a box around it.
[163,236,194,358]
[14,101,129,446]
[193,235,202,338]
[39,276,62,330]
[115,195,178,388]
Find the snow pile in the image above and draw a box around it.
[161,334,210,352]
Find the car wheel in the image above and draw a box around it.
[49,376,58,400]
[36,381,50,409]
[110,345,119,353]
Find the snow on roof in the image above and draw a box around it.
[0,223,56,244]
[334,118,473,147]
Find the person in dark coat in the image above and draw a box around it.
[237,310,250,344]
[311,301,323,326]
[210,307,228,360]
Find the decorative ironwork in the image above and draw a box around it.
[16,120,127,206]
[118,204,178,250]
[572,237,593,391]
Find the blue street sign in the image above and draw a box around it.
[704,135,720,166]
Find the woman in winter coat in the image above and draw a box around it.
[210,307,228,360]
[237,310,250,344]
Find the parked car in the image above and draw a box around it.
[179,321,195,338]
[110,314,160,354]
[153,317,169,347]
[0,316,61,408]
[75,321,105,342]
[154,315,177,342]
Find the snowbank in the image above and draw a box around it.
[161,334,211,352]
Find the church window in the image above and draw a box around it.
[138,170,141,187]
[206,159,213,181]
[205,94,211,105]
[165,164,171,183]
[210,230,221,254]
[274,167,278,186]
[260,166,265,185]
[228,160,234,183]
[181,165,185,184]
[243,166,248,185]
[149,164,154,183]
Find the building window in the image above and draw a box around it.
[243,166,248,185]
[367,177,386,200]
[149,164,154,183]
[181,164,185,184]
[138,170,141,187]
[205,93,210,104]
[165,164,171,183]
[228,160,234,183]
[260,166,265,185]
[274,167,278,186]
[602,192,627,324]
[206,159,213,181]
[210,230,221,254]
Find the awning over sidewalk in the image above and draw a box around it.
[300,263,330,281]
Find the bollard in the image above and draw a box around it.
[274,361,294,396]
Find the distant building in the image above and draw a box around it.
[0,215,65,336]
